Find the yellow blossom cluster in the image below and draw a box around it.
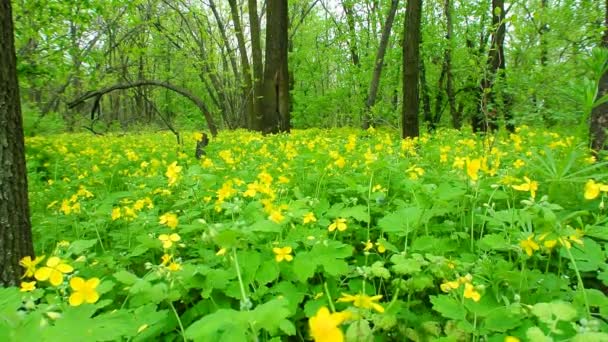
[440,274,481,302]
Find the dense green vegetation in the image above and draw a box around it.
[12,0,605,133]
[1,127,607,340]
[3,0,608,341]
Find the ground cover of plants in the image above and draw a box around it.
[3,126,608,341]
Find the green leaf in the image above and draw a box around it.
[248,299,293,335]
[114,270,139,285]
[0,287,22,316]
[247,219,282,233]
[390,254,422,275]
[531,301,578,324]
[431,295,466,320]
[482,307,522,332]
[185,309,247,340]
[256,260,280,284]
[339,205,369,223]
[293,252,317,282]
[378,207,421,235]
[345,319,373,342]
[68,239,98,255]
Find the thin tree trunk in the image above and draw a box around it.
[420,56,433,129]
[590,0,608,151]
[402,0,423,138]
[249,0,264,131]
[262,0,290,134]
[228,0,254,129]
[477,0,508,132]
[0,0,35,286]
[363,0,399,129]
[444,0,460,129]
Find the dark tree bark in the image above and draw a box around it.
[342,1,360,67]
[262,0,290,134]
[363,0,399,129]
[475,0,511,132]
[444,0,460,129]
[228,0,254,129]
[68,80,218,136]
[249,0,264,131]
[420,56,433,129]
[0,0,35,286]
[590,0,608,151]
[402,0,423,138]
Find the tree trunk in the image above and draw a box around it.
[402,0,423,138]
[228,0,254,129]
[363,0,399,129]
[262,0,290,134]
[0,0,35,286]
[477,0,508,132]
[420,56,433,130]
[590,0,608,151]
[444,0,460,129]
[249,0,264,131]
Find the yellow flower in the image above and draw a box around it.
[68,277,100,306]
[269,210,285,224]
[167,262,182,272]
[309,307,350,342]
[463,283,481,302]
[512,177,538,198]
[375,241,386,253]
[440,280,460,293]
[19,255,45,278]
[161,253,172,266]
[363,240,373,251]
[34,257,73,286]
[520,234,540,256]
[60,199,72,215]
[334,157,346,169]
[337,293,384,313]
[159,212,179,229]
[584,179,601,200]
[273,246,293,262]
[328,218,347,232]
[303,212,317,224]
[20,281,36,292]
[111,207,121,220]
[466,158,481,182]
[569,229,584,246]
[216,248,227,256]
[504,337,520,342]
[159,233,181,249]
[165,161,182,186]
[513,159,525,168]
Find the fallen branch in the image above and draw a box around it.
[68,80,218,136]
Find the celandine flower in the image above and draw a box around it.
[273,246,293,262]
[19,255,45,278]
[69,277,100,306]
[337,293,384,313]
[520,234,539,256]
[328,218,347,232]
[34,257,73,286]
[309,307,350,342]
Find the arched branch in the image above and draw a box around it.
[67,80,218,136]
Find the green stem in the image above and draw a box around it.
[564,246,591,319]
[168,300,186,342]
[323,282,336,312]
[233,249,251,311]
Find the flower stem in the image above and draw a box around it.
[564,246,591,319]
[168,300,186,342]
